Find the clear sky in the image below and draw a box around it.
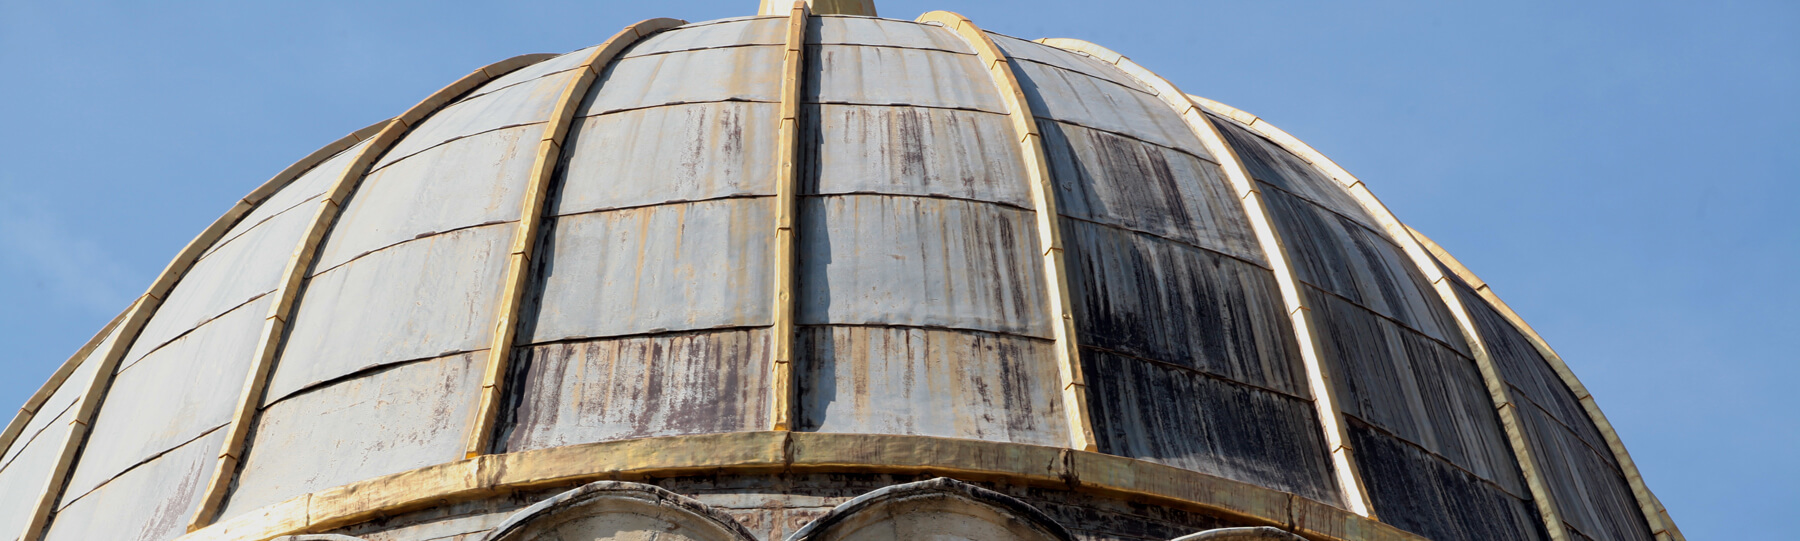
[1,1,1792,537]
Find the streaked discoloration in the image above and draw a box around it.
[808,45,1006,113]
[583,46,784,116]
[556,102,778,215]
[625,18,787,58]
[810,16,973,54]
[501,329,772,453]
[804,104,1031,208]
[797,325,1067,446]
[42,430,225,541]
[1349,421,1547,541]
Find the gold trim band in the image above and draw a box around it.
[768,1,809,432]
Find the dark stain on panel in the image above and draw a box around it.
[1349,419,1550,541]
[498,329,772,453]
[1082,350,1340,504]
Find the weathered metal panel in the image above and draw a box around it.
[1262,187,1465,349]
[0,323,113,467]
[525,199,775,344]
[1040,119,1262,264]
[795,195,1051,338]
[811,16,973,53]
[1062,219,1306,396]
[377,69,575,169]
[555,102,779,216]
[804,104,1031,207]
[0,407,76,540]
[796,326,1068,447]
[40,428,224,541]
[224,352,483,521]
[130,195,319,362]
[1307,285,1523,493]
[472,45,599,99]
[986,32,1151,94]
[582,46,784,116]
[1008,58,1200,153]
[1455,282,1607,453]
[206,140,373,258]
[267,223,512,403]
[61,296,268,501]
[315,124,542,272]
[499,329,772,453]
[1349,420,1549,541]
[1517,403,1654,541]
[1210,116,1377,230]
[623,18,786,57]
[1082,349,1340,504]
[808,45,1007,113]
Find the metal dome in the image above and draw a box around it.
[0,4,1680,541]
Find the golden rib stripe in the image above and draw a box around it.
[183,53,557,533]
[0,308,127,456]
[1033,38,1378,518]
[172,433,1428,541]
[11,116,389,541]
[1184,95,1577,541]
[465,17,688,459]
[915,11,1098,452]
[1408,226,1682,541]
[768,1,809,432]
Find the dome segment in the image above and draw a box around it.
[0,5,1679,541]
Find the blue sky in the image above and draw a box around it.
[1,1,1792,537]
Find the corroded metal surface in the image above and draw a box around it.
[806,104,1031,207]
[795,195,1051,336]
[811,16,973,53]
[525,199,776,344]
[500,330,771,452]
[557,102,779,214]
[62,297,269,501]
[0,407,79,540]
[625,18,786,58]
[1009,59,1199,153]
[796,326,1067,446]
[1349,422,1547,541]
[988,33,1152,94]
[584,46,784,115]
[270,224,511,402]
[375,70,574,169]
[41,430,225,541]
[808,45,1006,113]
[225,353,485,521]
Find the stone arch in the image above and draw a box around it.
[1171,527,1306,541]
[483,481,756,541]
[787,477,1073,541]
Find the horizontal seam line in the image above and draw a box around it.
[1080,343,1311,401]
[370,121,549,173]
[1253,178,1390,239]
[797,322,1053,342]
[551,194,776,220]
[115,291,275,374]
[1342,414,1532,501]
[520,326,772,349]
[54,424,226,511]
[1011,56,1162,98]
[306,220,516,278]
[805,100,1008,116]
[1297,282,1471,356]
[1039,117,1219,166]
[1057,213,1271,271]
[263,349,488,408]
[804,191,1035,213]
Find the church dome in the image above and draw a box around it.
[0,3,1679,541]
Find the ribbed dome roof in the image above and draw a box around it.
[0,6,1677,541]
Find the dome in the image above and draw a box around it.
[0,3,1680,541]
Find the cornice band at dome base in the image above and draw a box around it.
[174,432,1422,541]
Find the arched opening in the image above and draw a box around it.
[1171,526,1306,541]
[483,481,756,541]
[787,478,1072,541]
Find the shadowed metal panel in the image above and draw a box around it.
[796,326,1067,446]
[470,45,601,100]
[223,353,483,520]
[1349,420,1548,541]
[555,102,779,215]
[315,124,542,273]
[1261,188,1463,347]
[0,407,78,541]
[499,329,772,453]
[60,296,268,501]
[524,199,776,344]
[986,33,1151,95]
[1081,350,1339,504]
[40,429,224,541]
[1307,286,1523,494]
[1039,119,1262,265]
[811,16,973,53]
[203,140,373,259]
[131,190,327,361]
[376,70,574,169]
[1455,283,1651,541]
[804,104,1031,207]
[1007,59,1200,154]
[1061,220,1307,397]
[624,18,786,57]
[808,45,1006,113]
[795,195,1051,338]
[1210,118,1373,231]
[582,46,784,116]
[266,224,511,402]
